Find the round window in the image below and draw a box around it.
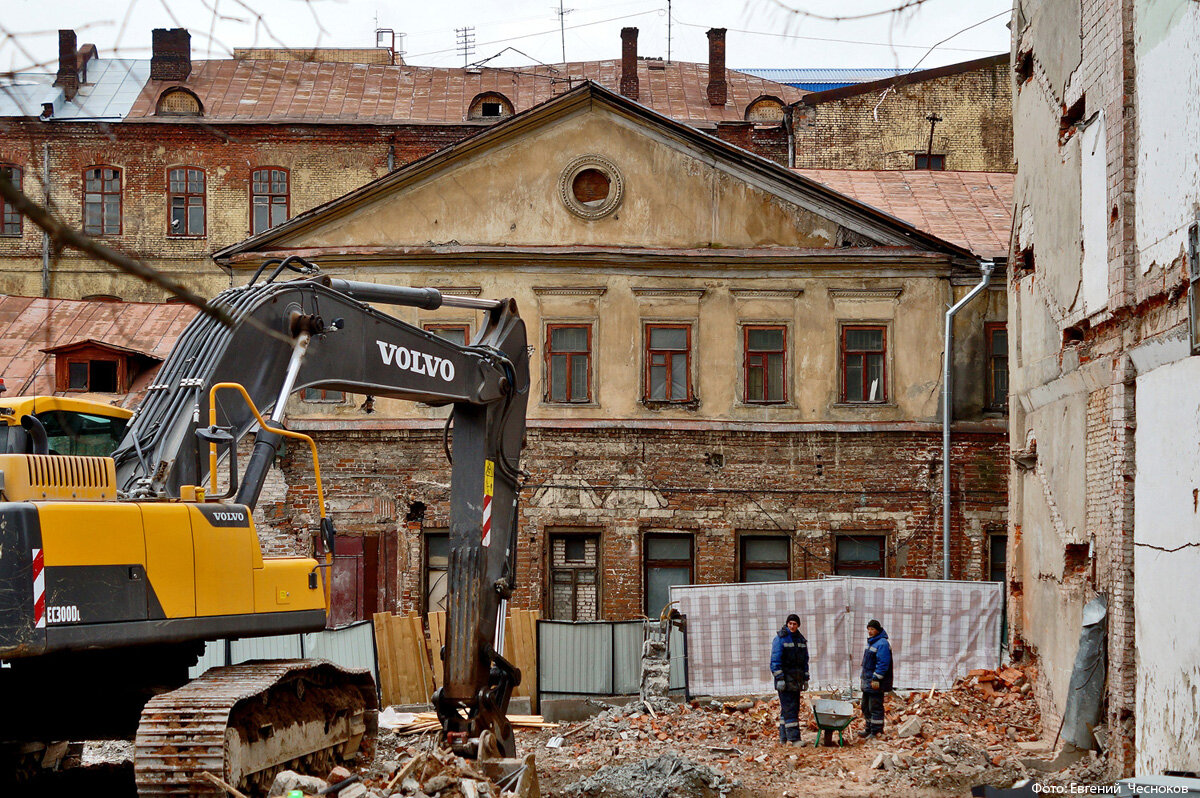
[559,155,624,219]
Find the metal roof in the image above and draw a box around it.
[0,58,151,120]
[738,67,904,85]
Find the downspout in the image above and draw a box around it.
[42,142,51,297]
[942,260,994,579]
[783,103,796,169]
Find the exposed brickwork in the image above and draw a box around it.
[0,119,478,299]
[259,425,1007,621]
[794,59,1013,172]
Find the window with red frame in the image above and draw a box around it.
[744,325,786,403]
[251,168,289,235]
[986,322,1008,410]
[168,167,205,236]
[841,325,887,403]
[546,324,592,403]
[83,166,121,235]
[1,164,21,236]
[645,324,691,402]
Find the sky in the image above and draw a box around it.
[1,0,1012,74]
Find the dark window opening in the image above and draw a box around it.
[988,534,1008,583]
[914,153,945,170]
[1,164,22,236]
[1060,95,1086,140]
[986,322,1008,411]
[572,169,611,207]
[841,325,887,403]
[644,534,693,617]
[546,324,592,403]
[65,358,120,393]
[740,535,790,583]
[481,102,502,117]
[834,534,885,577]
[1063,543,1089,579]
[744,325,786,403]
[645,324,692,402]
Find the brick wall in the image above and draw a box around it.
[259,424,1008,621]
[0,119,478,299]
[794,59,1013,172]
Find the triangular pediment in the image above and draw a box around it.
[215,82,967,262]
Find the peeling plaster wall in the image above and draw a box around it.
[1132,355,1200,775]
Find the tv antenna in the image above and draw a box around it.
[456,27,476,67]
[554,1,574,62]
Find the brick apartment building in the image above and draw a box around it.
[1009,0,1200,778]
[0,27,801,301]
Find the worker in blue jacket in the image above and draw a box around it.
[858,619,893,738]
[770,613,810,744]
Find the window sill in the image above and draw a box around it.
[831,401,896,409]
[641,398,700,411]
[540,400,600,409]
[166,234,207,240]
[738,401,794,408]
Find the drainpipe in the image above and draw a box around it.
[42,142,51,297]
[942,260,994,580]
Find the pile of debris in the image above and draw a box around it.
[562,752,739,798]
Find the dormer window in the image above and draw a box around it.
[155,87,203,116]
[745,95,785,123]
[467,92,513,121]
[42,339,162,395]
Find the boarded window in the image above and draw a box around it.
[546,324,592,403]
[841,325,886,403]
[549,532,600,620]
[645,324,692,402]
[745,325,786,403]
[467,92,513,120]
[644,534,693,616]
[251,168,289,235]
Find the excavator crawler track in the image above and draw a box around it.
[134,659,377,796]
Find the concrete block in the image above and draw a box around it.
[897,717,923,738]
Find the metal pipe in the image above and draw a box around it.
[942,261,994,580]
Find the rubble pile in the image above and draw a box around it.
[562,752,740,798]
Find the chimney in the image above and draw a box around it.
[706,27,727,107]
[715,120,753,150]
[620,27,639,101]
[54,30,79,101]
[151,28,192,81]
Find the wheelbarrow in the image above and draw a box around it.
[811,698,856,747]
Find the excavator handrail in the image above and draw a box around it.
[207,381,333,612]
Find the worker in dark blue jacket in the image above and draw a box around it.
[858,619,893,738]
[770,613,810,744]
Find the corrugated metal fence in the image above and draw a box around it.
[188,621,378,683]
[536,620,687,703]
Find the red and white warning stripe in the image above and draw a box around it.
[32,548,45,629]
[481,460,495,547]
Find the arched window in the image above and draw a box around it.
[155,88,203,116]
[251,168,290,235]
[167,167,206,236]
[83,166,121,236]
[745,95,786,123]
[467,92,514,121]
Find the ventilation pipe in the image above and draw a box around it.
[942,260,994,580]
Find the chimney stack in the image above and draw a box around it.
[55,30,79,101]
[706,28,727,107]
[620,27,639,100]
[151,28,192,81]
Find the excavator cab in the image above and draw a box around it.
[0,391,131,457]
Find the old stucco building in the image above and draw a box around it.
[1010,0,1200,776]
[206,82,1011,624]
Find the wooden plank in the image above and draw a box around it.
[372,612,397,707]
[527,611,540,712]
[409,613,434,702]
[427,611,446,690]
[394,613,421,704]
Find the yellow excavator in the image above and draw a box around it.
[0,262,530,794]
